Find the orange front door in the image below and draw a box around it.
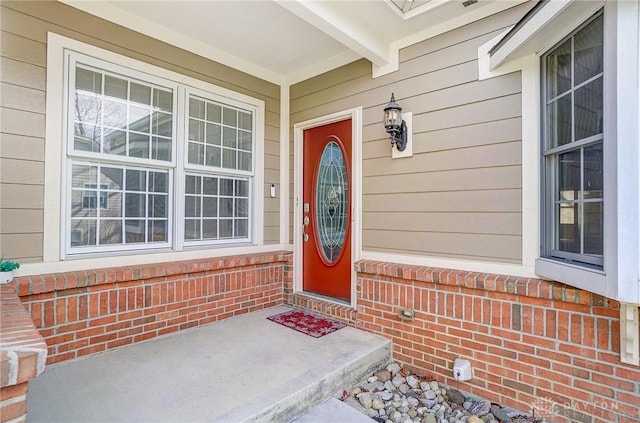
[302,119,352,301]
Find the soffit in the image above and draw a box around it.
[61,0,530,85]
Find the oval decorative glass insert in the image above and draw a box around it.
[315,140,348,263]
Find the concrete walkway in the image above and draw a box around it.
[27,305,390,422]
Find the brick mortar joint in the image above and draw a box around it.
[14,251,291,297]
[354,259,616,308]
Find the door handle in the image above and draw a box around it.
[303,233,309,242]
[303,216,309,227]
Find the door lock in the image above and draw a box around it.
[303,233,309,242]
[303,216,309,226]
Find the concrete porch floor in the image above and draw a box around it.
[27,305,391,422]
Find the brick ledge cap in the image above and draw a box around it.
[1,284,48,388]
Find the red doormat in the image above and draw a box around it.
[267,309,346,338]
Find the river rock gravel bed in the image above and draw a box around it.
[341,362,541,423]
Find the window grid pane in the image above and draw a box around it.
[187,95,253,172]
[73,64,173,162]
[543,12,604,267]
[183,174,249,242]
[70,162,169,248]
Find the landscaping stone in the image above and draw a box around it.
[491,405,512,422]
[469,401,491,417]
[447,388,465,406]
[342,361,540,423]
[376,369,392,382]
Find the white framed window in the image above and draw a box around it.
[541,11,604,270]
[181,91,254,246]
[62,49,262,257]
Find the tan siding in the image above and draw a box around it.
[363,190,521,213]
[0,158,44,185]
[0,1,281,260]
[0,209,43,233]
[0,134,45,161]
[0,233,43,261]
[0,184,44,209]
[0,57,46,90]
[364,141,521,177]
[1,108,45,138]
[363,165,522,194]
[363,117,522,159]
[290,59,371,99]
[263,227,280,245]
[291,5,530,263]
[0,31,47,66]
[1,82,45,112]
[363,230,521,263]
[364,212,521,236]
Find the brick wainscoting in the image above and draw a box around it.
[15,252,289,365]
[355,260,640,423]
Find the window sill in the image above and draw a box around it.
[535,257,606,297]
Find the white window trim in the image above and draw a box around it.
[42,32,273,273]
[489,1,639,304]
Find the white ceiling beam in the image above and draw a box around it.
[275,0,391,68]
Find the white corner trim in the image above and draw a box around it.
[478,28,522,80]
[43,33,67,262]
[391,112,413,159]
[520,54,540,271]
[620,303,640,366]
[279,84,290,245]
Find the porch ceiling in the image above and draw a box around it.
[61,0,529,85]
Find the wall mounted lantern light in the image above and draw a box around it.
[383,93,408,152]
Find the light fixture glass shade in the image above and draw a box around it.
[383,93,403,130]
[384,108,402,129]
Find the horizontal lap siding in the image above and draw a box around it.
[0,1,280,262]
[291,4,530,263]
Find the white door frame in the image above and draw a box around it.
[293,107,363,308]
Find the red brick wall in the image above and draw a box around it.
[16,252,288,365]
[355,260,640,423]
[0,382,28,423]
[1,284,47,423]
